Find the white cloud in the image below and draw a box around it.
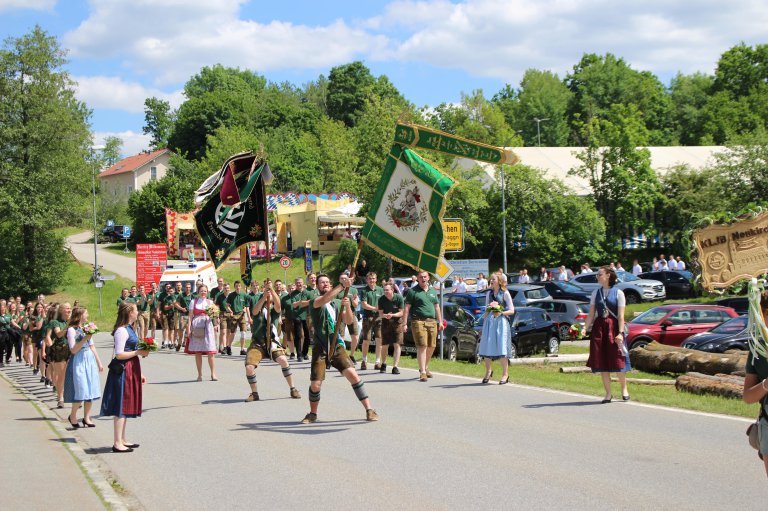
[64,0,387,86]
[0,0,55,12]
[74,76,183,113]
[93,130,151,158]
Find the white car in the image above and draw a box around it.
[571,270,665,304]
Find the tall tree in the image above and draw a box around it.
[326,61,376,127]
[0,27,92,294]
[101,136,122,167]
[143,97,175,149]
[669,72,714,145]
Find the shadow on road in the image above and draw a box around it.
[522,400,604,409]
[234,418,370,435]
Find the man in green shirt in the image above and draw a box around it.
[147,282,159,340]
[404,270,443,382]
[215,283,230,354]
[358,272,383,370]
[226,281,250,356]
[281,282,297,359]
[378,282,405,374]
[289,278,311,361]
[116,288,129,308]
[175,282,194,351]
[243,278,300,402]
[135,284,150,340]
[301,273,378,424]
[161,283,178,349]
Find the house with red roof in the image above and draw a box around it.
[99,148,173,201]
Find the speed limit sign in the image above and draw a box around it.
[279,256,291,269]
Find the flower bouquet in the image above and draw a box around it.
[82,322,99,336]
[568,323,586,339]
[206,304,220,319]
[485,304,504,315]
[137,337,158,356]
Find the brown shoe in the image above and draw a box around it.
[360,361,367,370]
[301,412,317,424]
[290,387,301,399]
[426,370,433,378]
[374,363,381,370]
[419,373,428,382]
[366,409,379,421]
[245,392,259,402]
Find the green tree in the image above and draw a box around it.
[101,136,122,167]
[326,61,376,127]
[316,117,359,192]
[127,174,196,243]
[143,97,175,149]
[669,72,714,145]
[565,53,673,145]
[0,26,92,295]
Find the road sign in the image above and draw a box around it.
[435,257,454,282]
[448,259,488,279]
[279,256,292,269]
[123,226,131,238]
[94,280,104,288]
[443,218,464,252]
[304,240,312,274]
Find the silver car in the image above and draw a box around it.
[571,270,665,304]
[531,300,590,340]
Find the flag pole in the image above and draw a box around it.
[327,241,362,369]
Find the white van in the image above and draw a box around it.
[158,261,218,293]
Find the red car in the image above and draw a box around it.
[626,304,738,350]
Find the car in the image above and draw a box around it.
[445,292,487,319]
[682,316,750,353]
[540,280,592,301]
[402,303,480,362]
[715,296,748,316]
[508,307,561,358]
[506,284,552,307]
[101,224,132,243]
[571,270,665,304]
[626,304,738,349]
[638,270,696,299]
[530,300,590,340]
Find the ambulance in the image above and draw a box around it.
[158,260,218,293]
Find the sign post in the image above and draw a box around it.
[434,257,455,360]
[442,218,464,253]
[304,240,312,275]
[123,225,131,253]
[279,255,292,285]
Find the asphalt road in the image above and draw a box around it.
[67,231,136,281]
[5,331,765,511]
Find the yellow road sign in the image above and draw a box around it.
[443,218,464,252]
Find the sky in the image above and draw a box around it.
[1,0,766,157]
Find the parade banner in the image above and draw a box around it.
[195,154,269,269]
[136,244,167,287]
[240,244,252,286]
[361,144,455,274]
[693,210,768,290]
[394,122,519,165]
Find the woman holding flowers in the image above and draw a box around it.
[64,307,103,428]
[185,284,218,381]
[101,302,149,453]
[48,303,73,408]
[29,302,45,375]
[478,273,514,384]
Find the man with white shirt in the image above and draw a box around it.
[676,256,686,270]
[476,273,488,291]
[632,259,642,275]
[518,269,530,284]
[667,254,677,271]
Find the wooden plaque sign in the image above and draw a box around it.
[692,210,768,290]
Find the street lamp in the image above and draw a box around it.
[91,145,105,314]
[533,117,549,146]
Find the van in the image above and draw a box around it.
[158,261,218,293]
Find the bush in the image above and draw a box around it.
[0,224,70,298]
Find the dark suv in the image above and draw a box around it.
[403,303,480,362]
[101,225,132,243]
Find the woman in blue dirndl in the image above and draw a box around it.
[63,307,103,428]
[584,266,631,403]
[478,273,515,385]
[101,302,150,453]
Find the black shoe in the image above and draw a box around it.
[360,361,367,370]
[123,443,139,448]
[239,349,246,355]
[82,419,96,428]
[601,396,612,404]
[350,355,356,364]
[226,347,232,356]
[392,367,400,375]
[482,370,493,384]
[379,363,387,373]
[622,395,631,401]
[112,445,133,453]
[289,353,295,360]
[69,418,80,429]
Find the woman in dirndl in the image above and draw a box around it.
[584,266,630,403]
[48,303,73,408]
[101,302,149,453]
[63,307,103,428]
[185,284,218,381]
[478,273,514,385]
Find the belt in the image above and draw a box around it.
[411,316,435,321]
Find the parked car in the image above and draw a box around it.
[402,303,480,362]
[626,304,738,349]
[540,280,592,302]
[682,316,750,352]
[506,284,552,307]
[571,270,665,304]
[531,300,590,340]
[508,307,560,358]
[638,270,696,299]
[101,224,132,243]
[715,296,749,316]
[445,292,487,319]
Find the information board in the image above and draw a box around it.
[442,218,464,253]
[447,259,489,279]
[136,244,168,287]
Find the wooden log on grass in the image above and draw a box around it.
[630,342,746,375]
[675,372,745,399]
[560,366,592,373]
[610,377,676,385]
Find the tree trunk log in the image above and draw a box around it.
[629,342,746,375]
[560,366,592,373]
[675,372,745,399]
[610,377,676,385]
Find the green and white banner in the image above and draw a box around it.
[361,144,456,274]
[394,122,519,165]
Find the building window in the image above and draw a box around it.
[128,185,133,194]
[150,166,157,181]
